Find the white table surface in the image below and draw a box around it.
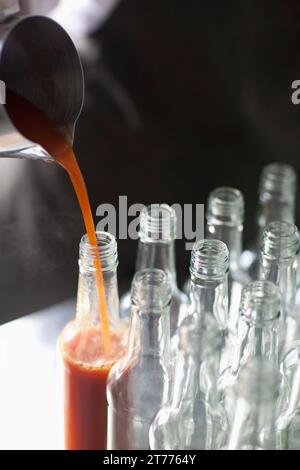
[0,298,76,450]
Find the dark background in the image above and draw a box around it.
[1,0,300,323]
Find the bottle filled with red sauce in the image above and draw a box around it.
[60,232,127,450]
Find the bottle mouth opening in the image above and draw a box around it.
[240,281,281,324]
[131,268,172,311]
[190,239,229,280]
[259,163,297,202]
[139,204,177,242]
[261,221,299,260]
[80,231,118,271]
[207,187,244,224]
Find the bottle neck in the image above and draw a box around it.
[76,232,120,328]
[207,222,243,272]
[260,258,297,318]
[256,163,296,247]
[206,187,244,273]
[260,222,299,319]
[189,275,228,333]
[127,268,172,362]
[189,239,229,332]
[127,304,171,361]
[231,315,279,374]
[136,240,177,286]
[231,281,280,375]
[257,200,295,246]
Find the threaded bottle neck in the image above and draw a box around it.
[139,204,177,243]
[131,268,172,312]
[79,231,118,272]
[259,163,297,204]
[190,239,229,281]
[261,221,299,262]
[207,187,244,226]
[239,281,280,326]
[129,269,172,360]
[76,232,120,326]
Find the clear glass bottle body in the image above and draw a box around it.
[120,204,187,336]
[150,317,224,450]
[226,358,279,450]
[107,268,172,450]
[59,232,127,450]
[241,163,297,280]
[150,239,229,450]
[259,221,299,354]
[218,281,281,422]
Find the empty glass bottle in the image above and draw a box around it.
[259,221,299,353]
[149,317,225,450]
[226,358,280,450]
[107,268,172,450]
[150,239,229,450]
[241,163,297,279]
[218,281,281,420]
[120,204,187,336]
[206,187,250,336]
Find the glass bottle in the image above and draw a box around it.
[59,231,127,450]
[107,268,173,450]
[120,204,187,336]
[189,238,230,378]
[226,358,280,450]
[259,221,299,353]
[241,163,297,279]
[175,240,229,449]
[206,187,250,336]
[277,344,300,450]
[218,281,281,419]
[190,240,229,448]
[149,313,226,450]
